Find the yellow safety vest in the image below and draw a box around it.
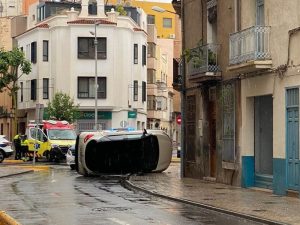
[21,139,29,146]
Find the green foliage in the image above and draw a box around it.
[183,40,204,68]
[47,92,80,123]
[183,40,217,68]
[116,5,127,16]
[0,48,31,94]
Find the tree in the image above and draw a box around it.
[47,92,80,123]
[0,48,32,135]
[116,5,127,16]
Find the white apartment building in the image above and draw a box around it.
[15,0,148,132]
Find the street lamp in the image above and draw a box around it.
[90,20,100,131]
[152,5,186,178]
[151,6,175,14]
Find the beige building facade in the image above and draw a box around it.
[178,0,300,196]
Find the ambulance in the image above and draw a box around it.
[26,120,77,161]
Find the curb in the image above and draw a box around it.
[0,211,21,225]
[121,179,288,225]
[0,170,34,179]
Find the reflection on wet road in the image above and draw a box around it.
[0,165,266,225]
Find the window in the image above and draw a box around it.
[20,82,23,102]
[222,83,235,162]
[31,79,37,100]
[88,2,97,15]
[157,96,167,110]
[134,44,138,64]
[78,77,106,99]
[26,44,30,60]
[78,37,107,59]
[133,80,138,101]
[43,78,49,99]
[163,18,172,28]
[31,41,37,63]
[147,15,155,24]
[43,40,48,61]
[147,69,156,84]
[142,81,146,102]
[37,5,45,21]
[147,95,156,110]
[142,45,146,66]
[147,43,156,58]
[256,0,264,25]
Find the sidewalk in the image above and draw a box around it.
[125,162,300,225]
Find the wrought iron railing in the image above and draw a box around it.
[229,25,271,65]
[187,43,220,76]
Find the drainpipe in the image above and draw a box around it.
[180,0,186,178]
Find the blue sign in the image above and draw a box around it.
[34,143,40,149]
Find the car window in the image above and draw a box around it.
[29,128,47,142]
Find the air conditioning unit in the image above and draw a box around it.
[169,34,175,39]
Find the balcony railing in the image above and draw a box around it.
[229,25,271,65]
[187,43,220,76]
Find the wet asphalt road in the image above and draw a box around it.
[0,165,267,225]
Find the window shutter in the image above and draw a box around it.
[142,45,146,66]
[31,42,37,63]
[31,79,37,100]
[142,81,146,102]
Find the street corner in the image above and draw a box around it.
[0,211,21,225]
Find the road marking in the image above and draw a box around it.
[108,217,130,225]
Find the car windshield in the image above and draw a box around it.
[48,129,76,140]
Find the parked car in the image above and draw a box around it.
[66,145,75,170]
[0,135,14,163]
[75,129,173,176]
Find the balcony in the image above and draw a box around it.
[228,25,272,73]
[187,43,221,83]
[172,58,182,91]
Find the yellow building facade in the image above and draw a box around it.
[107,0,176,39]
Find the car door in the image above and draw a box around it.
[27,127,49,156]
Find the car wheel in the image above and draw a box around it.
[0,150,5,163]
[45,151,51,162]
[70,164,75,170]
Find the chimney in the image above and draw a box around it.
[97,0,105,17]
[67,7,79,21]
[107,8,119,23]
[79,0,88,17]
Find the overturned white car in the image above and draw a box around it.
[75,129,172,176]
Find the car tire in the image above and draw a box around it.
[45,151,51,162]
[0,150,5,163]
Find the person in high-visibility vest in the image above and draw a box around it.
[13,133,21,160]
[20,135,29,160]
